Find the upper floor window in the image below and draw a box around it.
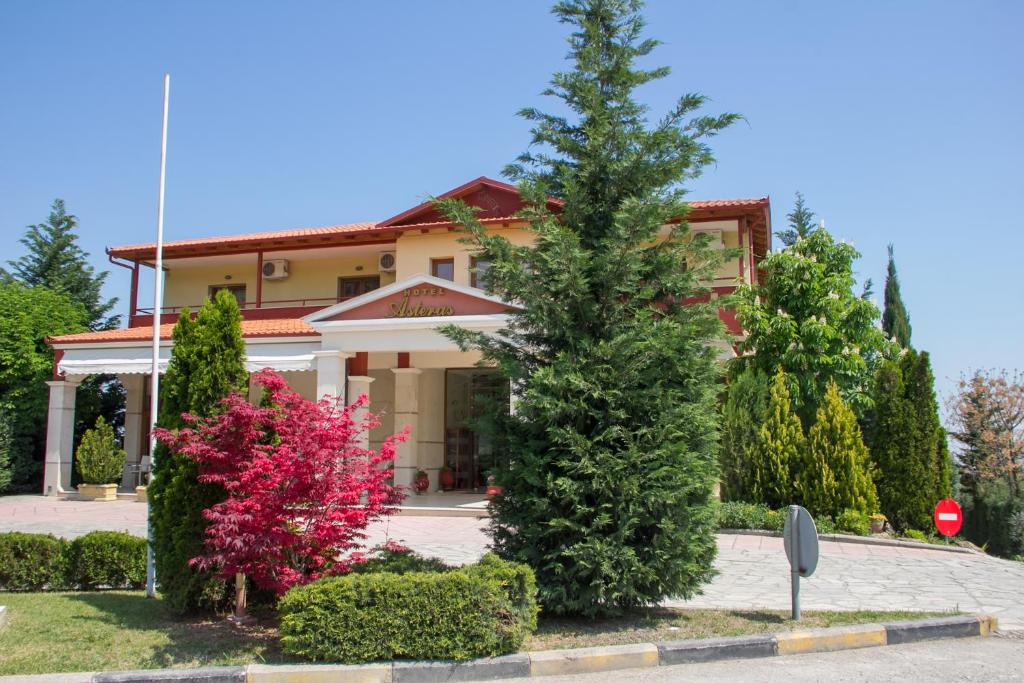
[208,284,246,306]
[470,257,491,290]
[338,276,380,300]
[431,258,455,282]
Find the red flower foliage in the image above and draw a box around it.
[155,369,407,595]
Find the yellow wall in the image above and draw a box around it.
[161,217,745,309]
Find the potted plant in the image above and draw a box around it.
[413,469,430,495]
[485,473,503,498]
[869,513,887,534]
[75,417,126,502]
[439,464,455,491]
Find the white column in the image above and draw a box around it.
[313,350,351,403]
[391,368,422,487]
[43,377,81,496]
[119,374,146,489]
[347,374,375,449]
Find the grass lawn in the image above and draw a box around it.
[0,591,951,675]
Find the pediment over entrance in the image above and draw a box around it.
[304,275,518,323]
[378,176,563,228]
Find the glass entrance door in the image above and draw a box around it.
[444,369,509,491]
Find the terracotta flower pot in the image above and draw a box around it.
[485,485,504,498]
[414,472,430,494]
[439,468,455,491]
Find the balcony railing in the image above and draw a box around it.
[130,295,356,327]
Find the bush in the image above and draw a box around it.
[75,417,125,485]
[0,532,68,590]
[279,554,537,663]
[903,529,928,543]
[65,531,146,589]
[716,502,770,530]
[835,509,871,536]
[351,546,451,575]
[814,515,837,535]
[764,508,785,533]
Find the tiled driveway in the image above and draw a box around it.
[2,494,1021,630]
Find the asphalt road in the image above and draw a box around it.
[503,635,1024,682]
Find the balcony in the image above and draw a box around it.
[129,296,354,328]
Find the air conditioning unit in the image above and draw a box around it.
[378,251,397,273]
[262,259,290,280]
[693,229,724,250]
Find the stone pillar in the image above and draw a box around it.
[391,368,422,487]
[43,377,81,496]
[313,350,351,403]
[347,374,375,449]
[119,374,146,490]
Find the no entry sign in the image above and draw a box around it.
[933,498,963,537]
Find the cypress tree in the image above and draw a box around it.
[720,369,769,502]
[148,290,248,613]
[439,0,738,616]
[868,351,950,531]
[801,381,879,517]
[881,244,912,348]
[751,370,803,508]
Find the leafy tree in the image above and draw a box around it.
[719,369,769,502]
[751,370,804,508]
[4,199,119,331]
[157,370,404,598]
[775,192,815,247]
[881,245,912,348]
[947,370,1023,498]
[733,210,893,425]
[0,282,88,489]
[800,381,879,517]
[438,0,738,617]
[148,290,248,613]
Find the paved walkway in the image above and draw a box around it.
[2,495,1021,629]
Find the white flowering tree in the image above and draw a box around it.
[731,226,894,425]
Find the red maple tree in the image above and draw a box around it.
[156,369,406,597]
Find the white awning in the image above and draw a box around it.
[57,341,320,377]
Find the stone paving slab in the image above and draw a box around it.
[2,494,1021,630]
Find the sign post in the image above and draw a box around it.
[783,505,819,621]
[934,498,963,541]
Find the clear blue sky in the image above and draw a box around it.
[1,0,1020,401]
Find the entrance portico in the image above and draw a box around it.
[43,275,518,496]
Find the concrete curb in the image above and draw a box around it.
[0,605,7,629]
[0,615,998,683]
[719,528,976,555]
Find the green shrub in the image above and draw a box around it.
[351,546,451,575]
[65,531,146,589]
[0,532,68,590]
[75,417,125,485]
[764,508,785,532]
[814,515,837,535]
[279,555,537,663]
[716,502,770,530]
[835,509,871,536]
[903,529,928,543]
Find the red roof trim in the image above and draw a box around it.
[378,176,563,228]
[47,318,319,346]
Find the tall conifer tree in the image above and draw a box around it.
[881,244,912,348]
[800,381,879,517]
[720,369,769,502]
[440,0,737,616]
[752,370,804,508]
[4,199,119,330]
[148,290,248,613]
[775,192,815,247]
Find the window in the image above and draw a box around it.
[470,256,491,290]
[337,276,380,300]
[208,284,246,306]
[431,258,455,282]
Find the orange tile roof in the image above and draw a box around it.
[48,318,318,345]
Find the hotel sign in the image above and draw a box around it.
[387,287,455,318]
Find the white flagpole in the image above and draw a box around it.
[146,73,170,599]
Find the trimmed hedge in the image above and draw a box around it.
[0,531,146,591]
[0,532,68,591]
[351,546,451,575]
[65,531,147,589]
[279,553,538,663]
